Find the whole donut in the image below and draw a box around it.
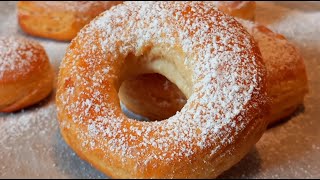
[119,20,308,125]
[0,36,54,112]
[17,1,123,41]
[56,2,268,178]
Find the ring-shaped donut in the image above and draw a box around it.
[56,2,268,178]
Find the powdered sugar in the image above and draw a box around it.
[57,2,267,174]
[0,101,56,144]
[0,36,44,80]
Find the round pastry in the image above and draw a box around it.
[240,20,308,125]
[17,1,123,41]
[0,36,54,113]
[56,2,268,178]
[210,1,256,21]
[119,20,308,125]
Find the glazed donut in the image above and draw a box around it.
[210,1,256,21]
[119,20,308,125]
[0,36,54,113]
[17,1,123,41]
[56,2,268,178]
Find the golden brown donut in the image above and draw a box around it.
[0,36,54,113]
[119,20,308,125]
[17,1,123,41]
[240,20,308,125]
[210,1,256,21]
[56,2,269,178]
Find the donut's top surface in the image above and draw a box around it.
[0,36,47,83]
[58,1,267,166]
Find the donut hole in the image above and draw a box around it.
[116,46,193,121]
[119,73,187,121]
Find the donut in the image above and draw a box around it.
[119,20,308,125]
[56,2,269,178]
[210,1,256,21]
[239,20,308,124]
[17,1,123,41]
[0,36,54,113]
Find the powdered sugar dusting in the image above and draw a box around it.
[0,36,45,80]
[0,102,56,144]
[57,1,267,172]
